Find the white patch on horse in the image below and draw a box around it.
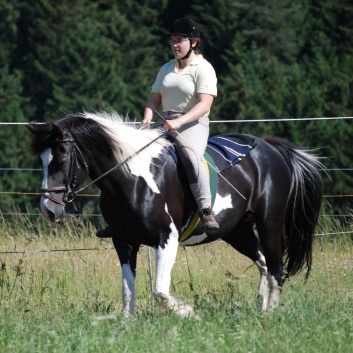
[255,250,269,310]
[153,204,194,317]
[267,273,281,310]
[213,193,233,215]
[40,148,53,210]
[81,111,171,194]
[128,154,162,194]
[155,235,179,295]
[154,204,179,294]
[121,263,136,315]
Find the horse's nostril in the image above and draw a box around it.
[47,210,56,222]
[40,205,56,222]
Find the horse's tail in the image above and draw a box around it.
[265,137,324,279]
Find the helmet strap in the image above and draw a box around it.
[180,39,194,60]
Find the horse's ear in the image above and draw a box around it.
[25,123,40,134]
[25,122,65,140]
[26,122,55,136]
[51,123,66,140]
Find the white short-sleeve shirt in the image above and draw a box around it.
[151,54,217,115]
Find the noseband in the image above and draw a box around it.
[40,132,89,207]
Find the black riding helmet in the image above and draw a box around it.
[169,18,200,60]
[169,18,200,38]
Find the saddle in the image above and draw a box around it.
[167,133,256,242]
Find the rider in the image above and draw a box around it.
[96,18,218,238]
[143,18,219,230]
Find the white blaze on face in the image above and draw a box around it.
[40,148,53,209]
[40,148,53,189]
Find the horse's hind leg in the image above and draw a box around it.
[222,222,270,310]
[256,217,285,310]
[254,249,270,310]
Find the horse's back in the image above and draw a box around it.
[214,133,292,194]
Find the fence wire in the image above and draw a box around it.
[0,116,352,255]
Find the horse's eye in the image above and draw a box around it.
[58,159,67,167]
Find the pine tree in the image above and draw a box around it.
[234,0,306,65]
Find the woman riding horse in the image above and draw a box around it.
[26,111,324,316]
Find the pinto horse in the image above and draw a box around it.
[26,111,324,316]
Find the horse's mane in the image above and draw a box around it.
[30,111,171,175]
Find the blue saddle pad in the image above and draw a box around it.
[206,134,256,172]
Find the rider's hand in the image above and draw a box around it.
[142,116,152,128]
[163,118,183,132]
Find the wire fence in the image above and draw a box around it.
[2,229,353,256]
[1,116,353,125]
[0,116,352,256]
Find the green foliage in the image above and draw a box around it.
[1,0,353,214]
[0,0,20,65]
[234,0,306,65]
[0,66,38,211]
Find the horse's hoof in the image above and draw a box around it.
[177,303,197,318]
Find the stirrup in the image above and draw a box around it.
[198,207,219,230]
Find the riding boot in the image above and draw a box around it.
[96,226,112,238]
[198,207,219,230]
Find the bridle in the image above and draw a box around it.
[40,132,89,207]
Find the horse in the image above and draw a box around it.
[26,111,324,316]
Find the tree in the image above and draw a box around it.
[0,66,40,212]
[0,0,352,214]
[234,0,307,65]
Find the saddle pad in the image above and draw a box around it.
[206,134,256,172]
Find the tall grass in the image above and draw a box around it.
[0,213,352,353]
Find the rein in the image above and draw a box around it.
[69,130,169,199]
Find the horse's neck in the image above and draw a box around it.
[87,155,128,194]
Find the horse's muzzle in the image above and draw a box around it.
[40,196,65,222]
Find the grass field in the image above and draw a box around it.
[0,214,352,353]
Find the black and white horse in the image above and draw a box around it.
[27,111,324,316]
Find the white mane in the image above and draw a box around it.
[80,111,171,177]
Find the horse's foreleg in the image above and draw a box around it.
[154,235,194,317]
[113,239,140,316]
[121,263,136,315]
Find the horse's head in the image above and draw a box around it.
[27,111,171,222]
[26,122,89,222]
